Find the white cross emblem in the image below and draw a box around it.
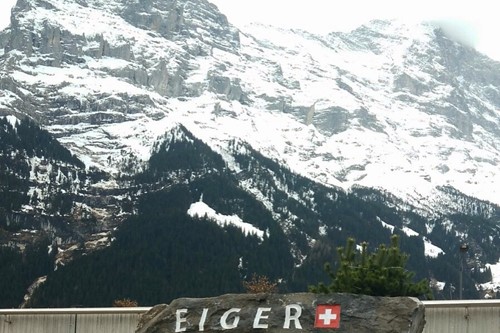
[318,308,337,325]
[315,304,341,328]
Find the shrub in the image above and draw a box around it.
[113,298,139,307]
[243,274,278,293]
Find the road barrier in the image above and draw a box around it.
[0,307,148,333]
[422,300,500,333]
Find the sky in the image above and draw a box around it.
[0,0,498,60]
[0,0,17,30]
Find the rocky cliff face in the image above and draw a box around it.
[1,0,239,116]
[2,1,498,212]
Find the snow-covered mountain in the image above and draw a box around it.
[0,0,499,303]
[1,0,499,213]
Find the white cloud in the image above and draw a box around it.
[210,0,500,61]
[432,19,479,48]
[0,0,17,31]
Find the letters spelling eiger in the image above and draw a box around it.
[174,304,341,331]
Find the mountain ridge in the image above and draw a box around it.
[1,1,498,212]
[0,0,499,305]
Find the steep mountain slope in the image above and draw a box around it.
[1,0,498,211]
[0,0,499,305]
[2,0,500,211]
[0,116,129,306]
[2,122,495,306]
[26,125,495,306]
[240,22,500,212]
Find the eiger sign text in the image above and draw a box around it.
[175,303,341,331]
[136,293,426,333]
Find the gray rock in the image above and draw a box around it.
[147,59,170,96]
[257,95,291,113]
[336,79,354,95]
[208,73,246,102]
[0,29,11,51]
[305,102,315,125]
[121,0,185,39]
[393,73,429,95]
[119,0,239,53]
[83,34,131,61]
[6,17,86,66]
[270,63,301,90]
[136,293,425,333]
[314,107,349,134]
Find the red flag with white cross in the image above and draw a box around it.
[314,304,341,329]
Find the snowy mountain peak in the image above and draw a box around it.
[1,0,499,212]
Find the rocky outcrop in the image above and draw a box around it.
[393,73,430,95]
[5,7,85,67]
[121,0,185,39]
[136,293,425,333]
[208,73,246,102]
[2,0,239,100]
[305,102,315,125]
[120,0,239,52]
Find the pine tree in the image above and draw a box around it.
[310,235,432,299]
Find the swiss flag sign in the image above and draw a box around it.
[314,304,341,329]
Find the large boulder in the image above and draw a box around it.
[136,293,425,333]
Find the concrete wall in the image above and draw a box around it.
[0,308,148,333]
[423,300,500,333]
[1,300,499,333]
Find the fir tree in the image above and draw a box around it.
[310,235,432,299]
